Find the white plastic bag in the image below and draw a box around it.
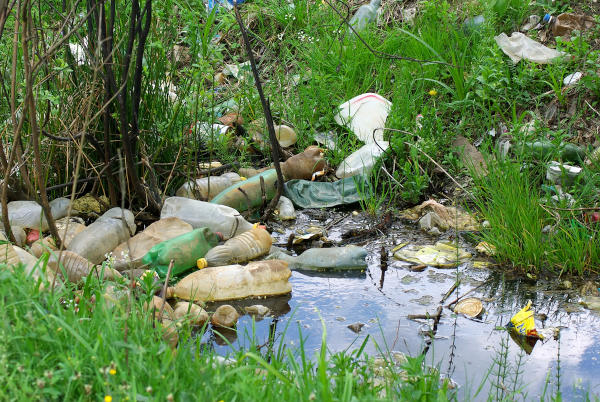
[494,32,564,64]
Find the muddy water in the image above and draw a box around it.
[200,210,600,399]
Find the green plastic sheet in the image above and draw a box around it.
[284,175,370,208]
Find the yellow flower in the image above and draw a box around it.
[109,369,117,376]
[104,396,112,402]
[428,89,438,96]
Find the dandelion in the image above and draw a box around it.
[428,89,438,96]
[104,396,112,402]
[109,368,116,376]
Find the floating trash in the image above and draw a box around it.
[453,297,483,318]
[393,241,471,268]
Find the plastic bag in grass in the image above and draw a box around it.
[142,228,219,278]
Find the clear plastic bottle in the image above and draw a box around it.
[161,197,254,239]
[0,197,71,232]
[349,0,381,33]
[47,249,122,284]
[168,259,291,302]
[270,245,368,271]
[276,196,296,220]
[176,172,242,201]
[199,227,272,268]
[67,207,136,264]
[210,169,277,212]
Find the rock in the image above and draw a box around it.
[211,305,239,328]
[173,302,209,326]
[244,305,271,317]
[347,322,365,334]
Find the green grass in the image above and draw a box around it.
[0,264,453,401]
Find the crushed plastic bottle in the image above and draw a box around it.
[348,0,381,33]
[47,250,122,284]
[161,197,254,239]
[167,260,292,302]
[0,232,21,267]
[199,227,272,268]
[176,172,242,201]
[280,146,327,181]
[210,169,277,212]
[0,197,71,232]
[269,245,368,271]
[276,196,296,220]
[67,207,136,264]
[142,227,220,278]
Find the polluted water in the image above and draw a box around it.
[194,209,600,400]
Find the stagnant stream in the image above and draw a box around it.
[197,209,600,399]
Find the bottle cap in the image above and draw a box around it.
[196,258,208,269]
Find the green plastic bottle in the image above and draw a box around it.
[210,169,277,212]
[142,227,219,278]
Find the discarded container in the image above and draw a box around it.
[464,15,485,31]
[67,208,136,264]
[551,13,596,37]
[399,199,479,232]
[161,197,254,239]
[453,298,483,318]
[142,227,220,278]
[192,123,230,142]
[452,135,487,176]
[173,302,209,326]
[176,172,242,201]
[160,318,179,349]
[580,296,600,311]
[0,197,71,232]
[494,32,564,64]
[336,141,389,179]
[200,227,272,268]
[334,93,391,143]
[284,175,371,208]
[348,0,381,33]
[274,125,298,147]
[281,146,327,181]
[276,196,296,220]
[521,15,541,32]
[0,232,21,267]
[0,225,26,247]
[13,246,56,286]
[210,169,277,212]
[507,300,538,337]
[393,241,471,268]
[507,140,587,164]
[563,71,582,86]
[269,245,368,271]
[30,218,87,258]
[211,305,239,328]
[112,217,193,271]
[546,161,582,187]
[47,250,122,284]
[238,166,269,178]
[145,295,174,320]
[167,260,292,302]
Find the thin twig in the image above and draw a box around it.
[158,259,174,322]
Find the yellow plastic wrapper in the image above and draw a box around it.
[509,300,538,338]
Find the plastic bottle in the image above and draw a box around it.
[349,0,381,33]
[142,227,220,277]
[67,207,136,264]
[112,217,192,271]
[0,197,71,232]
[276,196,296,220]
[175,172,242,201]
[199,227,272,268]
[269,245,368,271]
[167,259,292,302]
[210,169,277,212]
[161,197,254,239]
[280,146,326,180]
[336,141,389,178]
[47,250,122,284]
[0,232,21,267]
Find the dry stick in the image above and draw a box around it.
[233,5,284,223]
[445,279,492,308]
[540,204,600,212]
[158,259,175,322]
[21,1,62,247]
